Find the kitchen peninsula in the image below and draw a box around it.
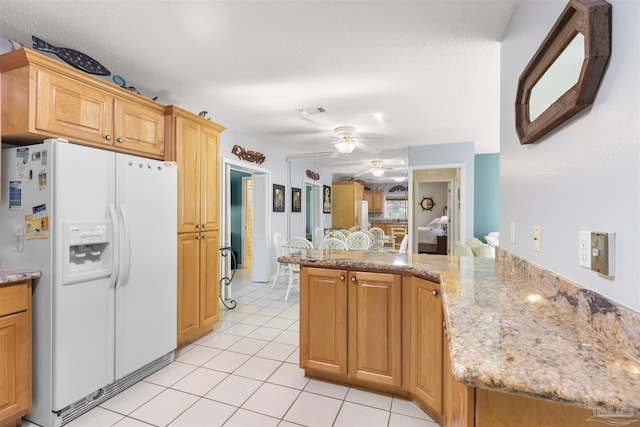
[279,249,640,427]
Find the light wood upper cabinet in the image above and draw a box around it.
[0,280,32,427]
[364,190,383,212]
[168,106,224,234]
[331,181,364,229]
[0,49,166,159]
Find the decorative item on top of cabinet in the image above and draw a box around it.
[0,280,32,427]
[231,144,266,165]
[31,35,111,76]
[0,48,166,159]
[166,105,225,346]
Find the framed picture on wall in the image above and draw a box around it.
[292,187,301,213]
[273,184,285,212]
[323,185,331,213]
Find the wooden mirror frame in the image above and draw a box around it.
[515,0,611,145]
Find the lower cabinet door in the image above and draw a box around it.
[300,267,348,376]
[199,230,220,328]
[410,276,444,422]
[0,310,31,425]
[177,233,200,343]
[348,271,402,386]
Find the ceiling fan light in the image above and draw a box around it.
[371,168,385,177]
[335,140,357,154]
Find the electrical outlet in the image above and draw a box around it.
[579,231,591,268]
[510,223,516,244]
[533,226,541,252]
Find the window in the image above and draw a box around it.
[385,197,407,219]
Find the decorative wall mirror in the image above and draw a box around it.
[419,196,436,211]
[515,0,611,145]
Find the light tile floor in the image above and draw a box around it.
[23,269,439,427]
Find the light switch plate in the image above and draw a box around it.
[590,232,615,276]
[533,226,541,252]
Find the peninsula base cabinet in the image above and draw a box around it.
[300,267,403,392]
[0,280,32,427]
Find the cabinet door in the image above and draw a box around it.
[199,230,220,328]
[363,191,373,212]
[410,276,444,420]
[373,191,383,212]
[177,233,200,343]
[0,310,31,425]
[348,271,402,386]
[35,69,112,144]
[175,116,202,233]
[199,124,220,231]
[300,267,348,376]
[113,98,165,158]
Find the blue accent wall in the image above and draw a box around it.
[474,153,499,240]
[230,169,251,266]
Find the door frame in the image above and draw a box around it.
[408,163,466,254]
[302,179,323,245]
[221,158,272,289]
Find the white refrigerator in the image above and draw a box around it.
[0,139,177,427]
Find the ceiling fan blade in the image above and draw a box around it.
[330,147,341,159]
[353,169,370,177]
[358,142,380,155]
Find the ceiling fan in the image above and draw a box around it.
[330,126,381,158]
[354,160,392,178]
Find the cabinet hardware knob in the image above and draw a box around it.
[117,137,124,143]
[196,224,201,229]
[105,135,112,140]
[432,290,438,296]
[340,275,345,281]
[351,276,356,282]
[196,236,201,240]
[202,224,206,228]
[202,235,207,239]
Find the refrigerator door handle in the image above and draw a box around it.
[109,203,120,289]
[118,203,132,287]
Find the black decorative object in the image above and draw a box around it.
[32,36,111,76]
[273,184,285,212]
[112,75,159,102]
[292,187,301,212]
[323,185,332,213]
[219,247,237,310]
[419,196,436,211]
[390,184,408,192]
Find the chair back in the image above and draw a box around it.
[361,229,376,244]
[348,226,360,233]
[318,238,349,250]
[369,227,385,239]
[314,227,324,245]
[273,232,287,256]
[399,235,409,254]
[326,230,346,242]
[285,237,313,256]
[346,231,372,250]
[338,229,351,237]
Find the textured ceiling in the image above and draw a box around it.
[0,0,518,182]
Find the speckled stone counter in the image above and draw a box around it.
[0,268,41,284]
[279,249,640,417]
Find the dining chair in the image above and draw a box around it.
[283,237,313,301]
[390,226,407,250]
[318,237,349,250]
[338,229,351,237]
[399,235,409,254]
[348,226,361,233]
[326,230,346,242]
[270,232,289,289]
[346,231,372,250]
[369,227,385,239]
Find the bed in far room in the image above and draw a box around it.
[417,217,445,254]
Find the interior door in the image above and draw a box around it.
[251,173,270,282]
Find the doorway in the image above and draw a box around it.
[222,159,271,287]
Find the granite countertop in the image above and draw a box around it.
[279,249,640,417]
[0,268,41,284]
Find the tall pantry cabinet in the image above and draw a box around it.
[166,106,225,347]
